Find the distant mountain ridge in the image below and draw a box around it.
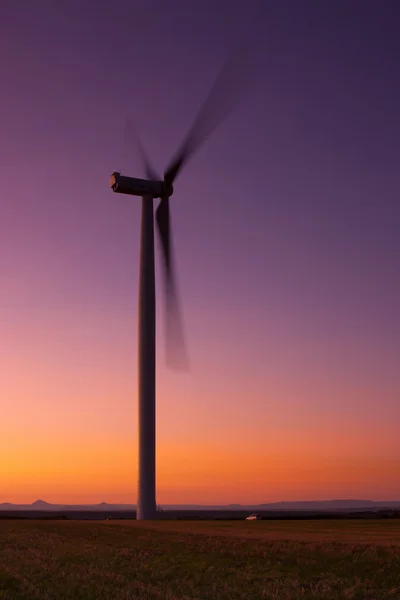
[1,499,400,511]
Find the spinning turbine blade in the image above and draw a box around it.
[164,45,251,185]
[156,197,188,370]
[125,117,160,181]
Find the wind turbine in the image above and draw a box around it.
[110,48,250,520]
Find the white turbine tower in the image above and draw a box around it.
[110,48,250,520]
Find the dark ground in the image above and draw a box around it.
[1,519,400,599]
[1,509,399,521]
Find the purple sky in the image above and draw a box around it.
[1,0,399,503]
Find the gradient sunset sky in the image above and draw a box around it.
[1,0,399,505]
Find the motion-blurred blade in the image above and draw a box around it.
[156,197,189,370]
[124,117,160,181]
[164,45,252,184]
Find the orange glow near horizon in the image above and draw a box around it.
[2,316,400,505]
[3,410,400,504]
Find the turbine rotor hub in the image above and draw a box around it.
[162,180,174,198]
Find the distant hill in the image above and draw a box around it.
[31,500,51,508]
[1,499,400,511]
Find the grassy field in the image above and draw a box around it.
[1,520,400,599]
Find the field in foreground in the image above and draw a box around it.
[1,520,400,599]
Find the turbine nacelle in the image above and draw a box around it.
[110,172,173,199]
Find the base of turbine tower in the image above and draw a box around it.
[136,506,157,520]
